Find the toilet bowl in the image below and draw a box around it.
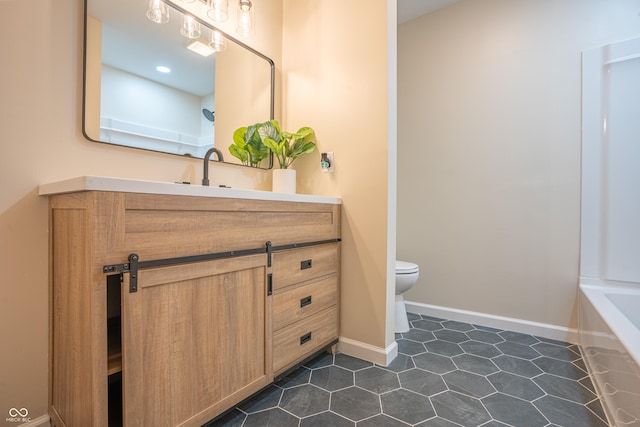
[395,260,420,333]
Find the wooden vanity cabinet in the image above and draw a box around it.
[47,190,340,427]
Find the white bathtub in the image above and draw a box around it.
[579,280,640,426]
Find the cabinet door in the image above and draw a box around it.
[121,254,271,427]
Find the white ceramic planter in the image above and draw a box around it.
[272,169,296,194]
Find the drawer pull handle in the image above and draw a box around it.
[300,332,312,345]
[300,295,312,308]
[300,259,312,270]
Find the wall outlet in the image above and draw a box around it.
[321,152,334,172]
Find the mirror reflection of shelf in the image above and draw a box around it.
[100,117,213,158]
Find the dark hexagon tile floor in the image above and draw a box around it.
[205,313,609,427]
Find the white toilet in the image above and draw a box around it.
[395,260,420,333]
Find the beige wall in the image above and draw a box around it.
[398,0,640,330]
[283,0,394,350]
[0,0,281,420]
[0,0,394,421]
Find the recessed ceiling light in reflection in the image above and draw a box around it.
[186,40,215,57]
[156,65,171,73]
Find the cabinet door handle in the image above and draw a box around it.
[300,259,312,270]
[300,332,312,345]
[300,295,312,308]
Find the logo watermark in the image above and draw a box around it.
[6,407,30,423]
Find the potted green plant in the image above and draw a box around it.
[260,120,316,193]
[229,123,271,167]
[259,120,316,169]
[232,120,317,193]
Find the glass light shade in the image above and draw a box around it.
[146,0,169,24]
[208,30,227,52]
[207,0,229,22]
[236,0,254,37]
[180,14,201,39]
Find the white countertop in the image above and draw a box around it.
[39,176,342,205]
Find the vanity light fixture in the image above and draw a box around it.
[207,0,229,22]
[146,0,170,24]
[236,0,255,37]
[180,14,201,39]
[147,0,253,49]
[208,29,227,52]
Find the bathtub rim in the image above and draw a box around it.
[580,278,640,367]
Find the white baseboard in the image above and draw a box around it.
[338,336,398,366]
[405,301,580,344]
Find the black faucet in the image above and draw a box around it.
[202,147,224,186]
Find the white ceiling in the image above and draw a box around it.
[397,0,460,24]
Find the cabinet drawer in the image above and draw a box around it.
[273,275,338,331]
[271,244,339,291]
[273,306,338,373]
